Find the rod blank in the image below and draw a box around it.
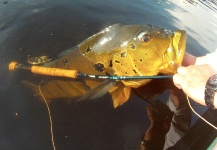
[9,62,172,80]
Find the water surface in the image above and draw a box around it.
[0,0,217,149]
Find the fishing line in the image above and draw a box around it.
[186,95,217,130]
[39,81,56,150]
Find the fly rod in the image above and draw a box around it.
[9,62,173,80]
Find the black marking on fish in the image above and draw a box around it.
[63,58,68,66]
[139,59,143,62]
[63,58,69,69]
[115,60,120,63]
[109,60,113,67]
[55,84,59,88]
[133,69,137,74]
[93,63,105,72]
[121,51,126,58]
[86,45,92,52]
[130,43,136,49]
[148,24,153,28]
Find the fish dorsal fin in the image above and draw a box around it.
[77,79,117,102]
[109,82,131,108]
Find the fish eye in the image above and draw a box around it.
[138,32,151,42]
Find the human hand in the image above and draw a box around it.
[173,64,217,105]
[181,52,208,66]
[181,52,196,66]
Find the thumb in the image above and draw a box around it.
[173,74,183,89]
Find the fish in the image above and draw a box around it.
[22,24,187,108]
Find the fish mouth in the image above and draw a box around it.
[162,30,187,74]
[173,30,187,61]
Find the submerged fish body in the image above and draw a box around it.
[23,24,187,107]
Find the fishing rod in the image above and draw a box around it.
[9,62,173,80]
[9,61,173,120]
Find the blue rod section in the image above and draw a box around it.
[77,73,172,80]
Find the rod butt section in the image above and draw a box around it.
[9,62,18,71]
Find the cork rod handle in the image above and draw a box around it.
[31,66,78,78]
[9,62,78,78]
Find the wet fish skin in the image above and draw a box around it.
[23,24,186,107]
[80,24,186,88]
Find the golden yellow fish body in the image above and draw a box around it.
[80,24,186,87]
[23,24,186,107]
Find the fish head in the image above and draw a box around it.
[80,24,186,87]
[110,25,186,87]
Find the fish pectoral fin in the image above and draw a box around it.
[77,80,116,102]
[109,83,131,108]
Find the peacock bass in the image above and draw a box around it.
[22,24,187,108]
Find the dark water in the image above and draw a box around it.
[0,0,217,149]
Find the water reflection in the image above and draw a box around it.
[199,0,217,11]
[157,0,217,54]
[156,0,217,10]
[186,0,198,6]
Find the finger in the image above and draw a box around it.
[177,66,188,75]
[182,53,196,66]
[173,74,183,89]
